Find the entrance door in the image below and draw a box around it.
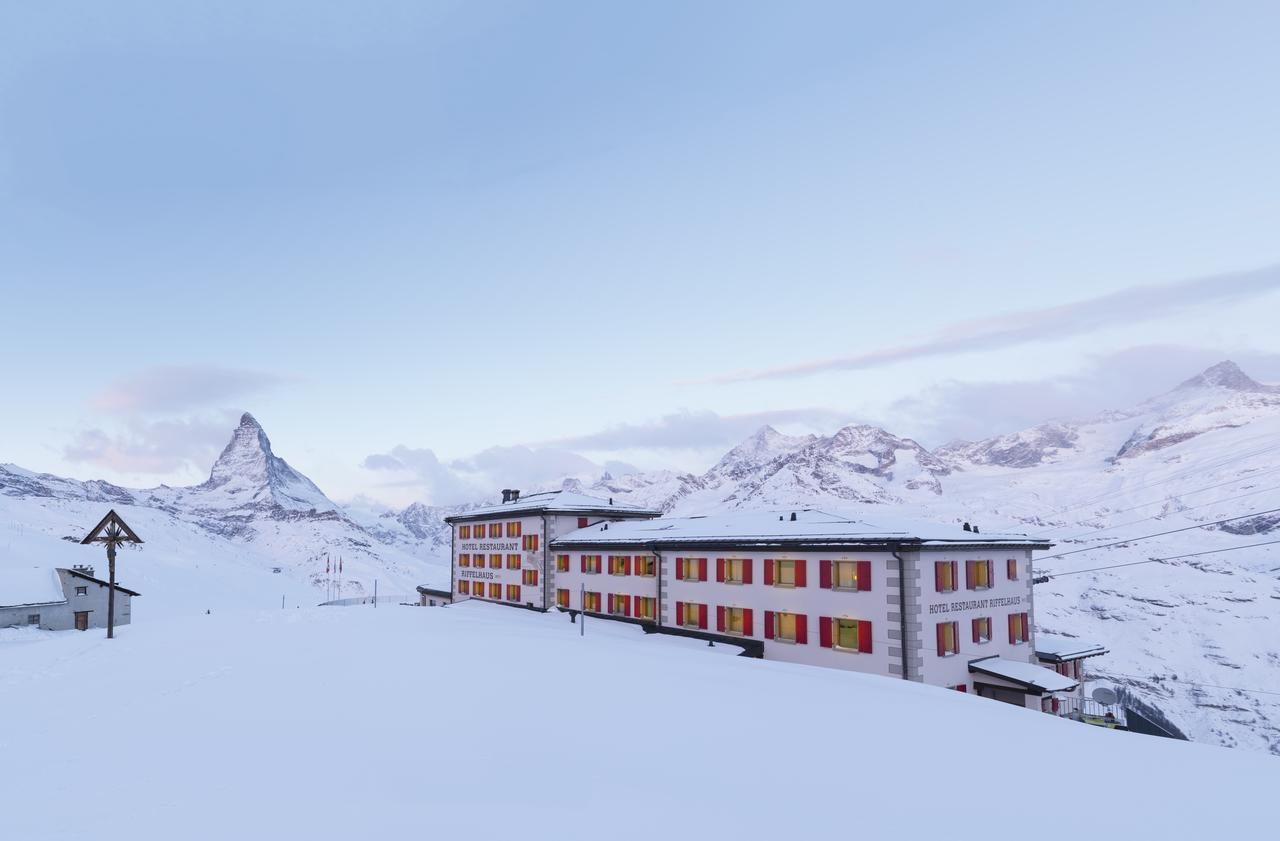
[74,611,89,631]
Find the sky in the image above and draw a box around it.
[3,0,1280,508]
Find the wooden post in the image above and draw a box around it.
[107,542,117,640]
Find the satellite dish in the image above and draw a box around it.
[1092,686,1119,706]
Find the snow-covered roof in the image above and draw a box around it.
[0,567,66,607]
[444,490,661,522]
[968,656,1078,693]
[550,508,1051,549]
[1034,634,1108,662]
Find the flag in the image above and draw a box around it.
[326,556,330,574]
[339,556,343,574]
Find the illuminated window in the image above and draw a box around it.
[556,554,570,572]
[972,616,992,644]
[583,591,601,612]
[458,580,470,595]
[522,569,538,586]
[507,554,521,570]
[489,554,502,569]
[967,560,993,590]
[1008,612,1029,644]
[936,621,959,656]
[635,596,656,620]
[556,589,569,608]
[723,607,746,634]
[773,560,797,587]
[608,555,631,575]
[935,561,958,593]
[834,618,862,650]
[458,553,470,567]
[506,584,521,602]
[581,555,602,574]
[634,556,656,577]
[677,557,707,581]
[506,522,522,538]
[488,582,501,599]
[522,534,539,551]
[722,559,745,584]
[834,561,860,590]
[459,525,471,539]
[775,611,799,641]
[607,593,630,616]
[488,523,502,539]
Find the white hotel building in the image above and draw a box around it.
[446,490,1083,710]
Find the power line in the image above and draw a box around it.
[1099,670,1280,698]
[1033,506,1280,563]
[1054,484,1280,542]
[1035,538,1280,580]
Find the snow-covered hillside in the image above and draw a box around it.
[2,601,1275,840]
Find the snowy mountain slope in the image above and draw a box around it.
[2,601,1276,840]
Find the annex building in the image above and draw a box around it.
[446,492,1087,710]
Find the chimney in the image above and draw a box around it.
[609,497,613,505]
[73,564,94,578]
[511,489,520,502]
[603,522,609,530]
[790,512,797,522]
[973,525,980,534]
[963,522,972,532]
[501,489,512,503]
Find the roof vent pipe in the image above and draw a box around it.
[603,522,608,530]
[609,497,613,505]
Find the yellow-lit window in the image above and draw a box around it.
[506,522,522,538]
[678,557,706,581]
[556,589,569,608]
[937,621,959,656]
[682,602,701,628]
[725,607,745,634]
[583,555,602,574]
[458,580,470,595]
[835,619,860,650]
[834,561,860,589]
[776,611,798,641]
[489,554,502,569]
[775,560,796,587]
[522,534,539,551]
[1009,612,1029,644]
[634,556,656,577]
[488,582,501,599]
[488,523,502,539]
[556,554,570,572]
[635,597,655,620]
[609,555,630,575]
[936,561,957,593]
[459,525,471,539]
[522,569,538,586]
[507,554,521,570]
[969,560,992,590]
[724,559,744,584]
[459,553,470,567]
[506,584,521,602]
[584,591,601,612]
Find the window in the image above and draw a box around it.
[972,616,992,644]
[634,555,656,577]
[27,614,39,625]
[459,553,470,567]
[822,560,871,591]
[489,554,502,569]
[764,559,806,587]
[608,555,631,575]
[522,569,538,586]
[583,591,601,612]
[556,554,570,572]
[1007,558,1019,580]
[557,588,570,608]
[676,557,708,581]
[458,580,470,595]
[716,558,751,584]
[607,593,631,616]
[506,584,521,602]
[1008,612,1029,644]
[716,606,753,636]
[819,617,872,652]
[506,554,521,570]
[966,560,993,590]
[506,521,522,538]
[488,523,502,539]
[580,555,602,574]
[934,560,958,593]
[75,586,88,596]
[459,525,471,539]
[635,596,656,620]
[578,517,589,529]
[765,611,806,643]
[936,621,959,657]
[488,582,501,599]
[675,601,707,629]
[522,534,539,551]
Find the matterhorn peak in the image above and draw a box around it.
[193,412,336,515]
[1176,360,1270,393]
[239,412,262,429]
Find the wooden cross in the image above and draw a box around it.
[81,510,143,639]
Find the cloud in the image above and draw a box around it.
[91,365,290,413]
[536,408,856,452]
[701,265,1280,383]
[63,414,236,476]
[889,346,1280,446]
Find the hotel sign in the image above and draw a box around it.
[461,540,520,552]
[458,569,497,580]
[928,595,1025,616]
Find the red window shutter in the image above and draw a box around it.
[716,605,725,632]
[742,559,752,584]
[764,610,775,639]
[699,603,708,630]
[857,560,872,591]
[985,560,993,586]
[676,601,684,624]
[965,560,974,590]
[794,613,808,644]
[819,617,832,648]
[819,560,832,589]
[858,620,873,653]
[950,561,958,591]
[972,618,980,643]
[1022,612,1030,642]
[699,558,708,581]
[580,556,586,573]
[608,593,614,613]
[934,561,943,592]
[764,559,774,586]
[623,595,631,617]
[742,609,753,637]
[624,556,632,576]
[794,560,807,588]
[936,623,946,656]
[675,558,685,580]
[716,558,725,583]
[1008,614,1017,644]
[578,517,588,529]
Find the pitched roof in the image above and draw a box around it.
[550,508,1051,550]
[968,656,1078,694]
[1034,634,1108,662]
[64,568,141,597]
[0,567,66,607]
[444,490,661,523]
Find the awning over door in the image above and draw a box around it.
[968,656,1078,694]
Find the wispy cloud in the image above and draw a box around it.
[536,408,854,452]
[91,365,290,413]
[699,265,1280,384]
[63,414,236,476]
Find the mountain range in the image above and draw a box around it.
[2,361,1277,754]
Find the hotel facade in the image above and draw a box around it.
[445,491,1084,710]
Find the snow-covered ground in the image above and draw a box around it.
[1,601,1275,839]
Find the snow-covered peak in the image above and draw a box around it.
[1175,360,1275,394]
[706,425,816,483]
[191,413,336,514]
